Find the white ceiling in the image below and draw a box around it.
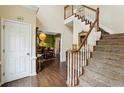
[22,5,39,13]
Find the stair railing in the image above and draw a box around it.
[65,5,99,86]
[64,5,74,19]
[64,5,99,31]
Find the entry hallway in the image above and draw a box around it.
[2,59,67,87]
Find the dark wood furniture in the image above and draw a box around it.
[36,46,55,73]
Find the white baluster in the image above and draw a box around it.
[72,53,75,86]
[67,52,69,85]
[77,52,80,77]
[69,52,72,86]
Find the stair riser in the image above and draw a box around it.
[97,41,124,45]
[92,51,124,62]
[102,36,124,39]
[94,46,124,54]
[90,58,124,69]
[103,33,124,37]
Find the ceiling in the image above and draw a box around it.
[22,5,39,14]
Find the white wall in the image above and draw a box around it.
[0,5,37,77]
[99,5,124,34]
[73,17,90,44]
[64,11,101,52]
[65,16,90,44]
[89,5,124,34]
[37,5,73,62]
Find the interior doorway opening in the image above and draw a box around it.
[78,31,88,44]
[36,27,61,73]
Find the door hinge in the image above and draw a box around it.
[3,25,5,29]
[3,72,5,76]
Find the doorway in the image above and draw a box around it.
[55,34,61,60]
[78,31,88,44]
[1,19,32,83]
[36,27,62,73]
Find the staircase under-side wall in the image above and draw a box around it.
[79,33,124,87]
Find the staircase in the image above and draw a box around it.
[65,5,124,87]
[79,33,124,87]
[66,5,124,87]
[65,5,100,86]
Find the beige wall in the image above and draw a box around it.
[37,5,73,62]
[99,5,124,34]
[89,5,124,34]
[0,5,37,79]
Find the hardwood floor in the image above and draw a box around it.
[2,58,67,87]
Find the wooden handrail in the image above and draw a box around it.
[64,5,69,19]
[66,18,98,86]
[65,5,99,52]
[72,5,74,14]
[64,5,69,9]
[64,5,97,12]
[64,5,97,19]
[70,19,98,52]
[77,19,97,51]
[96,8,100,31]
[82,5,97,12]
[66,5,100,87]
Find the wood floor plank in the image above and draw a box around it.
[2,58,67,87]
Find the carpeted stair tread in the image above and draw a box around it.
[80,67,124,87]
[92,51,124,62]
[94,45,124,54]
[89,57,124,69]
[87,61,124,80]
[80,71,108,87]
[97,39,124,45]
[102,35,124,39]
[88,59,124,76]
[79,33,124,87]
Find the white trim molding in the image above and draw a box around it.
[0,18,36,84]
[100,24,114,34]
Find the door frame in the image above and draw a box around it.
[54,33,61,62]
[0,18,32,84]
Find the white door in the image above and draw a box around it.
[4,20,31,83]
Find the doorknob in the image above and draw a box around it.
[26,53,30,55]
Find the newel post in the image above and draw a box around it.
[96,8,100,31]
[72,44,78,50]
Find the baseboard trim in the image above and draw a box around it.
[30,72,37,76]
[100,24,114,34]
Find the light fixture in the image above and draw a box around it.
[39,32,47,47]
[39,32,47,41]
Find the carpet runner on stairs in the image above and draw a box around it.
[79,33,124,87]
